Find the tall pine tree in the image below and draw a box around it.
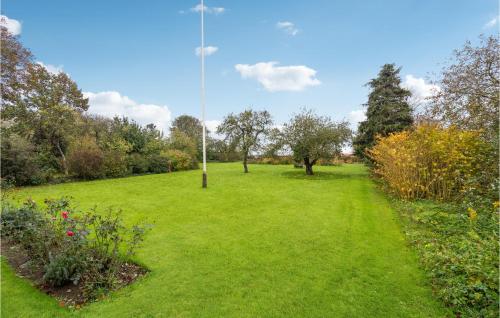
[353,64,413,159]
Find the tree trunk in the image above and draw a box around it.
[56,141,68,175]
[243,153,249,173]
[304,157,314,175]
[305,163,313,175]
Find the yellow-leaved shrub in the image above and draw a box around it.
[368,124,488,200]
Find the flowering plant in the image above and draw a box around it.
[1,197,151,301]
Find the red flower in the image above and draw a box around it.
[62,211,69,219]
[66,230,74,237]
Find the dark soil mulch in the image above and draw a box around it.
[1,239,147,308]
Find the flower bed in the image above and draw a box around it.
[1,197,151,307]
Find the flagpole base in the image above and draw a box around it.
[202,172,207,188]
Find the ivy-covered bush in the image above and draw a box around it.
[397,198,499,317]
[1,197,151,300]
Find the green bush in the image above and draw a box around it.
[127,153,149,174]
[43,253,86,287]
[396,199,499,317]
[147,154,170,173]
[0,134,48,186]
[164,149,196,171]
[0,198,151,301]
[103,149,129,178]
[1,199,58,262]
[67,136,105,179]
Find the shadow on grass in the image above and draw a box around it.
[280,170,360,181]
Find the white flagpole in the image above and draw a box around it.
[201,0,207,188]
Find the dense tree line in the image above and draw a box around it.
[0,24,211,186]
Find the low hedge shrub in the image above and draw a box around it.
[369,124,492,201]
[396,198,499,317]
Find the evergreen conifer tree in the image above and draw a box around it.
[353,64,413,158]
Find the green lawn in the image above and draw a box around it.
[1,163,450,317]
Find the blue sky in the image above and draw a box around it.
[2,0,498,132]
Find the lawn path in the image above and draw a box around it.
[1,163,450,317]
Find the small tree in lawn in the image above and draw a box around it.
[217,109,273,173]
[283,109,351,175]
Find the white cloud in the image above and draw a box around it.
[211,7,225,14]
[83,91,172,132]
[190,4,225,15]
[276,21,299,36]
[191,4,207,12]
[198,120,222,139]
[402,75,440,104]
[205,120,220,133]
[235,62,321,92]
[36,62,64,75]
[484,17,498,28]
[348,109,366,130]
[344,110,367,154]
[195,46,218,56]
[0,15,21,35]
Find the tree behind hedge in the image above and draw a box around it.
[170,115,204,160]
[353,64,413,159]
[426,35,499,159]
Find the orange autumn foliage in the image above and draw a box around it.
[368,124,488,200]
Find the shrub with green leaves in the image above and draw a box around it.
[103,149,129,178]
[67,136,105,179]
[164,149,196,171]
[0,134,49,186]
[147,153,170,173]
[128,153,149,174]
[396,198,499,317]
[43,253,86,286]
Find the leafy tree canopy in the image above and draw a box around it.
[283,109,351,175]
[426,35,499,143]
[217,109,273,173]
